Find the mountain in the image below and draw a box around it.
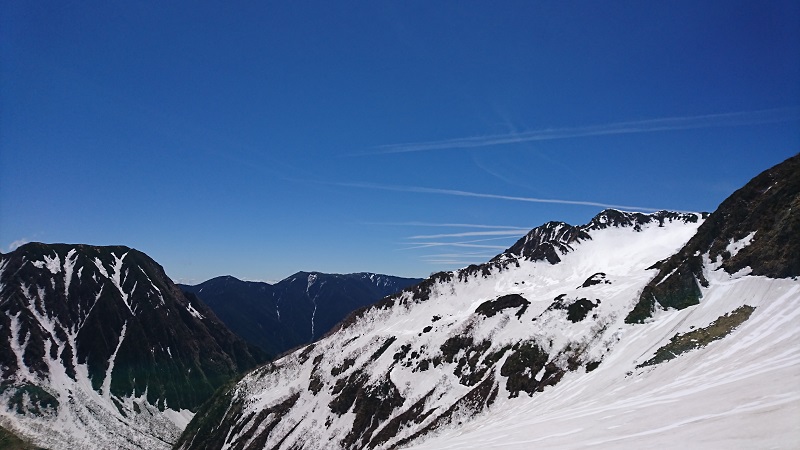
[626,153,800,322]
[0,244,265,450]
[180,272,422,357]
[176,155,799,450]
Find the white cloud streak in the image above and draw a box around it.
[361,221,529,229]
[402,242,509,250]
[423,259,489,265]
[420,252,498,259]
[335,181,663,212]
[408,229,530,239]
[361,107,800,154]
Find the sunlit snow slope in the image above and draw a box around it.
[410,155,800,449]
[0,244,263,450]
[175,211,708,449]
[177,155,799,450]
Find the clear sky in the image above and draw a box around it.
[2,1,799,283]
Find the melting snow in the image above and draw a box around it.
[63,249,78,297]
[726,231,757,257]
[102,322,127,399]
[32,252,62,274]
[185,302,205,320]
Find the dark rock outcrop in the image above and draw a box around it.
[626,154,800,323]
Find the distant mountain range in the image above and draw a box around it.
[179,272,422,358]
[176,154,800,450]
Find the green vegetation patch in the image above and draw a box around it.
[0,425,46,450]
[638,305,755,368]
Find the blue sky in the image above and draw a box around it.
[2,1,799,283]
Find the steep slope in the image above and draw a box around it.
[176,156,799,450]
[180,273,422,357]
[626,153,799,322]
[407,156,800,449]
[175,209,706,450]
[0,244,265,450]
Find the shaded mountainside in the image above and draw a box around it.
[180,273,421,357]
[626,153,800,323]
[0,243,265,450]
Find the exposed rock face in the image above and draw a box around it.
[180,272,422,357]
[0,243,264,450]
[626,153,799,323]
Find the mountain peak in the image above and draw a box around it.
[586,209,705,231]
[0,243,263,449]
[494,209,704,265]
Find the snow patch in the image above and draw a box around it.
[102,322,127,399]
[63,249,78,297]
[185,302,205,320]
[31,252,62,274]
[726,231,757,258]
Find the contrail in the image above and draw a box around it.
[334,181,664,212]
[402,242,510,250]
[357,107,800,154]
[360,221,529,230]
[408,230,530,239]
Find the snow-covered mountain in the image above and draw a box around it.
[180,273,422,358]
[0,244,265,450]
[176,154,799,449]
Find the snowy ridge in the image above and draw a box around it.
[178,198,798,449]
[176,156,799,450]
[178,211,750,450]
[494,209,703,265]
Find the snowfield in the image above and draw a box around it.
[406,274,800,449]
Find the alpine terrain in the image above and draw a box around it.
[176,154,799,449]
[0,244,265,449]
[180,273,422,358]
